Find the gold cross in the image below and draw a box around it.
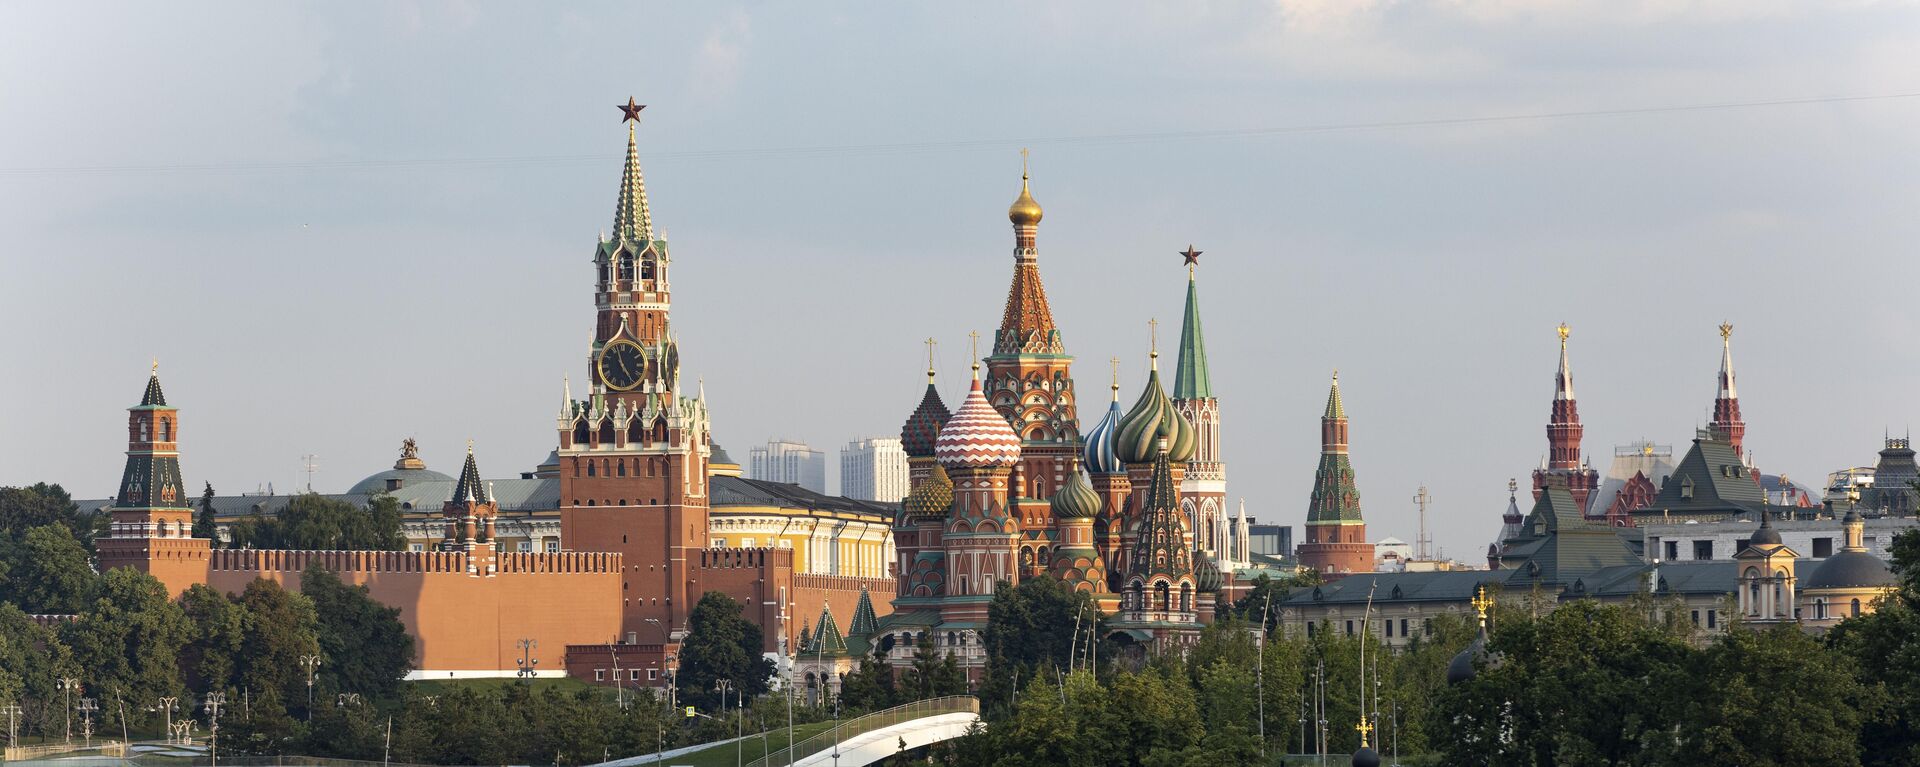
[1471,584,1494,624]
[1110,356,1120,390]
[1020,147,1030,177]
[1355,716,1373,748]
[1148,318,1159,359]
[968,331,981,377]
[924,337,938,382]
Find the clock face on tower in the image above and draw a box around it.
[597,340,647,391]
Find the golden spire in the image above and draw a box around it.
[969,331,981,379]
[924,337,938,383]
[1008,148,1043,227]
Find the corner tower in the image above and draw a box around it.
[1170,246,1227,558]
[97,366,211,594]
[983,153,1080,539]
[1533,324,1600,514]
[558,99,714,640]
[1296,373,1371,578]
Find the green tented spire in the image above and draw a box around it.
[1324,372,1345,420]
[1173,273,1213,400]
[847,587,878,638]
[808,603,847,656]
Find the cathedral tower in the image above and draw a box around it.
[935,350,1025,625]
[1297,373,1371,578]
[1709,322,1746,457]
[896,348,951,603]
[1114,339,1197,581]
[558,99,713,639]
[1533,324,1600,514]
[97,366,211,592]
[1082,363,1131,589]
[1170,246,1227,557]
[984,154,1079,544]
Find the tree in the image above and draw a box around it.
[981,577,1095,714]
[0,483,96,547]
[194,482,219,540]
[1676,622,1868,766]
[60,568,191,705]
[179,583,246,692]
[1229,571,1317,633]
[0,602,77,738]
[0,524,97,613]
[223,494,406,551]
[1830,527,1920,765]
[897,632,966,702]
[301,564,413,698]
[837,645,897,714]
[235,578,321,711]
[676,591,774,710]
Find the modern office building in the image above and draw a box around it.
[750,439,827,494]
[840,437,909,502]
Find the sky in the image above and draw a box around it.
[4,1,1919,560]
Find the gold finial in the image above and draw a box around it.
[968,331,981,379]
[466,438,474,455]
[1110,356,1121,395]
[924,337,938,383]
[1020,147,1029,179]
[1471,584,1494,627]
[1557,323,1570,344]
[1719,321,1733,342]
[1148,318,1159,369]
[1508,477,1518,495]
[1355,716,1373,748]
[150,358,159,374]
[1009,150,1043,227]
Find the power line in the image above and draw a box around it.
[3,90,1916,178]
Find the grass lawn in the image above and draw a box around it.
[660,720,840,767]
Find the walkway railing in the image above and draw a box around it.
[4,740,126,760]
[744,696,978,767]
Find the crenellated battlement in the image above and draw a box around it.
[697,546,791,570]
[210,548,621,575]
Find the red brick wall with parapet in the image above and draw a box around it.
[189,548,622,677]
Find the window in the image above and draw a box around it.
[517,541,532,552]
[595,669,605,681]
[545,540,560,553]
[1385,620,1393,638]
[1306,622,1316,637]
[742,538,755,548]
[1706,610,1717,629]
[1664,541,1680,561]
[1690,610,1700,626]
[1345,620,1354,636]
[1693,541,1714,560]
[714,538,726,548]
[1813,537,1834,558]
[1423,618,1433,637]
[630,669,641,681]
[1815,599,1827,620]
[1400,618,1409,638]
[647,669,658,681]
[1853,598,1862,617]
[409,544,425,552]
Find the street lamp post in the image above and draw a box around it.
[517,638,540,683]
[300,655,321,718]
[76,697,97,749]
[1,702,18,748]
[607,642,626,710]
[204,693,225,767]
[57,677,78,743]
[156,696,178,747]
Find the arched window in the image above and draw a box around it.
[138,419,149,442]
[1852,598,1862,617]
[587,461,596,477]
[1814,598,1827,620]
[641,259,655,281]
[160,419,171,441]
[1156,581,1171,612]
[1747,582,1761,615]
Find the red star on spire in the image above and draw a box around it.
[619,97,646,124]
[1180,245,1203,266]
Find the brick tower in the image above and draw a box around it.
[557,99,713,640]
[984,154,1079,558]
[895,350,951,607]
[1297,373,1371,578]
[1170,246,1226,558]
[439,445,500,574]
[1709,322,1746,457]
[1533,324,1600,514]
[97,366,211,592]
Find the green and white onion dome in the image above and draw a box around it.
[1050,469,1101,520]
[1115,366,1195,465]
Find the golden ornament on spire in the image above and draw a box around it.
[1719,321,1733,341]
[1557,323,1571,344]
[924,337,938,383]
[1471,584,1494,626]
[969,331,981,378]
[1008,148,1043,227]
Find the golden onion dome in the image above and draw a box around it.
[1008,170,1043,227]
[904,464,955,519]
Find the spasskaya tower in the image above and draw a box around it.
[558,99,714,640]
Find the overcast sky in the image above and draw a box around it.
[4,1,1918,559]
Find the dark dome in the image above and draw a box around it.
[1749,516,1782,547]
[347,466,453,495]
[1446,631,1488,686]
[1803,551,1895,591]
[1193,551,1224,593]
[1351,746,1381,767]
[900,382,951,459]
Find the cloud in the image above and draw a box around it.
[692,10,753,100]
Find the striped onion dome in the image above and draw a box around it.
[1116,365,1196,465]
[934,378,1023,469]
[1049,469,1101,519]
[1083,398,1125,475]
[900,381,951,458]
[1194,551,1224,593]
[904,464,955,518]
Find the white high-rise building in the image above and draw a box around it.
[749,439,827,494]
[840,437,909,502]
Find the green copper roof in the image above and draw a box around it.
[1172,276,1213,400]
[1306,451,1363,523]
[808,604,848,657]
[1324,375,1345,420]
[847,587,879,639]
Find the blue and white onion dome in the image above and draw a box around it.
[934,376,1023,470]
[1082,395,1126,475]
